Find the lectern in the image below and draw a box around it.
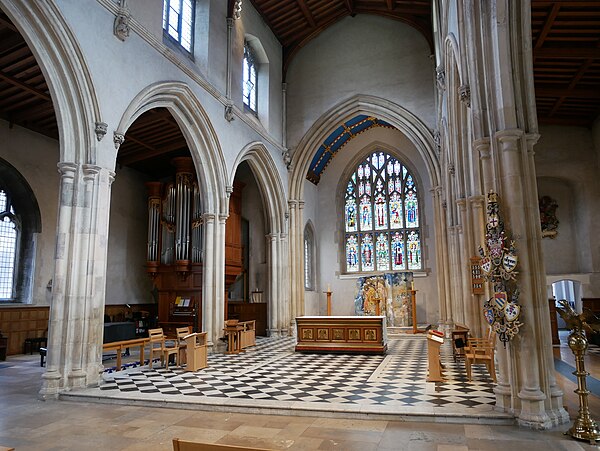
[183,332,207,372]
[426,330,444,382]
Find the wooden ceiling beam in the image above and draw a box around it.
[536,87,600,99]
[0,70,51,102]
[119,140,188,165]
[534,47,600,59]
[296,0,317,28]
[534,3,560,50]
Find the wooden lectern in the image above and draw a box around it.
[426,330,444,382]
[183,332,207,372]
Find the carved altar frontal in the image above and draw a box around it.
[295,316,387,354]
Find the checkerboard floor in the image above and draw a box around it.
[98,336,498,411]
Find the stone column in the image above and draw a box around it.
[201,213,216,348]
[288,200,297,324]
[40,162,114,397]
[267,233,279,336]
[279,232,290,335]
[214,214,228,346]
[431,187,450,323]
[496,129,556,428]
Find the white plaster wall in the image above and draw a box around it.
[55,0,287,194]
[535,125,600,297]
[286,15,435,151]
[105,166,153,305]
[537,177,578,274]
[0,121,59,305]
[302,182,320,315]
[312,127,439,323]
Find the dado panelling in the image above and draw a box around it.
[0,306,49,355]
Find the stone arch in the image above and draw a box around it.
[230,142,289,334]
[289,94,439,201]
[230,142,287,234]
[115,81,227,215]
[0,1,101,164]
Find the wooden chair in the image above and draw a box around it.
[176,326,192,365]
[148,328,179,369]
[465,327,497,382]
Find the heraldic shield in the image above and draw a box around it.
[481,256,492,275]
[502,253,518,273]
[504,302,520,322]
[494,292,508,310]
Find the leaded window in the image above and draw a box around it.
[0,190,18,299]
[243,41,257,113]
[344,151,421,273]
[304,226,314,290]
[163,0,195,52]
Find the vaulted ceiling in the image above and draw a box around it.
[0,3,599,178]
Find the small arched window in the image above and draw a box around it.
[304,224,314,290]
[243,41,257,113]
[0,190,18,299]
[343,150,422,273]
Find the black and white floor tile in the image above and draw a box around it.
[99,335,497,411]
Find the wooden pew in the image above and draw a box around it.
[173,438,269,451]
[239,320,256,349]
[102,337,149,371]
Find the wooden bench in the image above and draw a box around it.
[239,320,256,349]
[102,337,149,371]
[173,438,269,451]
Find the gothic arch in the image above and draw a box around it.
[115,81,227,215]
[289,94,439,200]
[0,0,101,164]
[230,142,287,234]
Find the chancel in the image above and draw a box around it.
[1,0,600,449]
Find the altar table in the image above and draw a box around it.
[295,316,387,354]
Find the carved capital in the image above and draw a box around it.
[225,185,234,198]
[233,0,242,20]
[94,122,108,141]
[82,164,101,182]
[219,214,229,223]
[202,213,216,223]
[113,132,125,150]
[57,162,78,180]
[282,148,292,170]
[436,65,446,91]
[459,84,471,107]
[113,0,130,42]
[433,130,441,153]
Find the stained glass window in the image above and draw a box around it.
[162,0,195,52]
[243,41,257,113]
[344,151,421,272]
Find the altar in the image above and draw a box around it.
[295,316,387,354]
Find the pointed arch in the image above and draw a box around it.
[230,142,287,234]
[289,94,439,200]
[0,1,101,164]
[115,81,227,214]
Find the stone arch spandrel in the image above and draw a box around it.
[0,0,101,164]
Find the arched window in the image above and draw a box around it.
[344,150,421,273]
[0,190,18,299]
[304,224,314,290]
[162,0,195,53]
[243,41,257,113]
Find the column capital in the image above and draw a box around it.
[495,128,524,144]
[267,233,278,241]
[57,162,78,179]
[298,201,305,210]
[202,213,216,223]
[456,197,467,208]
[468,195,486,207]
[82,164,101,181]
[473,137,491,156]
[218,214,229,223]
[113,131,125,150]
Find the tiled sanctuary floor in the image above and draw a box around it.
[0,334,599,450]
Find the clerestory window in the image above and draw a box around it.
[163,0,195,53]
[243,41,257,113]
[343,151,422,273]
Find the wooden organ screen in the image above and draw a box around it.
[145,157,245,336]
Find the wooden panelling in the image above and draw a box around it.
[227,302,267,336]
[0,306,49,356]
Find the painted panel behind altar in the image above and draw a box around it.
[354,272,414,327]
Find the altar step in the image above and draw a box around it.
[387,324,431,339]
